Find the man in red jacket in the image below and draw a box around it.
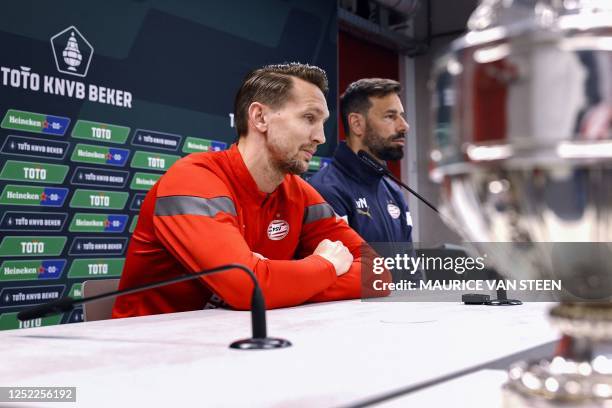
[113,63,386,317]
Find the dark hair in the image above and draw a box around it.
[234,62,329,137]
[340,78,401,136]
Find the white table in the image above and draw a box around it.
[0,300,558,407]
[376,369,508,408]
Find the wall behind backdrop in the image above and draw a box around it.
[338,30,401,179]
[0,0,338,330]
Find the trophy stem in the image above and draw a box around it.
[503,303,612,407]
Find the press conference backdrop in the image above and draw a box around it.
[0,0,337,330]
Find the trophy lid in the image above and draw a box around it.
[430,0,612,175]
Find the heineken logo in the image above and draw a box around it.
[0,259,66,281]
[182,137,228,154]
[0,185,68,207]
[129,172,161,191]
[1,109,70,136]
[70,143,130,167]
[68,213,129,233]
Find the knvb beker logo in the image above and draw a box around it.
[50,26,93,77]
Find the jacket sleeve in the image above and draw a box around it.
[153,165,338,310]
[308,176,351,220]
[297,181,391,302]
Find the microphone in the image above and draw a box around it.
[357,150,439,213]
[17,263,292,350]
[357,150,521,306]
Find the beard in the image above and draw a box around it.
[268,140,313,175]
[276,156,307,175]
[363,123,405,161]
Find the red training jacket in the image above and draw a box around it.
[112,144,376,317]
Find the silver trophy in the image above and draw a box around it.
[429,0,612,406]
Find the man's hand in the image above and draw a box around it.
[313,239,353,276]
[252,251,267,260]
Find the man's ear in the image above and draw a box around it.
[248,102,268,133]
[348,112,365,137]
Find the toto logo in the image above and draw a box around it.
[267,220,289,241]
[50,26,94,77]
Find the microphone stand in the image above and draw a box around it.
[17,263,292,350]
[357,150,439,213]
[357,150,521,306]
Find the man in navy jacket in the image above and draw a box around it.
[309,78,413,244]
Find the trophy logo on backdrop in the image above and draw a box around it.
[50,26,94,78]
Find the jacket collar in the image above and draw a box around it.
[226,143,272,205]
[334,142,385,185]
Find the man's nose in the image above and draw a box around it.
[397,116,409,133]
[312,125,326,145]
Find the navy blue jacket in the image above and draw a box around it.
[309,142,413,244]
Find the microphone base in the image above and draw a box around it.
[488,298,523,306]
[230,337,292,350]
